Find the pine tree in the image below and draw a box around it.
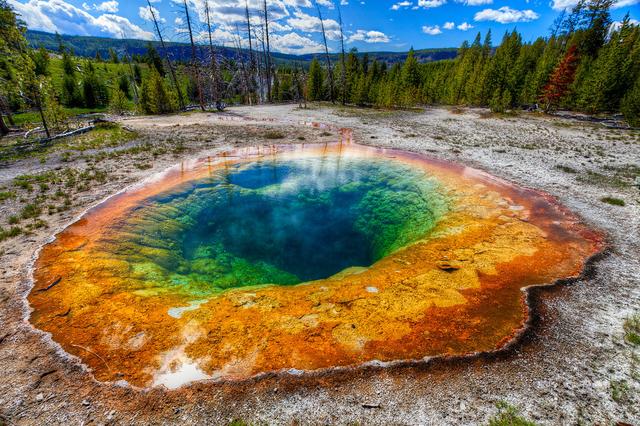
[32,47,50,76]
[307,58,324,101]
[139,67,178,114]
[118,74,131,99]
[109,87,130,115]
[621,74,640,126]
[401,48,421,104]
[82,61,109,108]
[146,43,165,76]
[41,78,67,133]
[108,48,119,64]
[577,16,640,113]
[540,45,580,112]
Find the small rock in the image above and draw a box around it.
[35,393,44,402]
[436,260,461,272]
[362,402,381,409]
[82,399,90,406]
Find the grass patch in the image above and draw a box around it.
[264,130,285,139]
[600,197,625,206]
[20,203,42,219]
[0,226,21,241]
[0,191,16,201]
[488,402,537,426]
[556,165,577,174]
[624,314,640,346]
[610,379,630,403]
[12,107,108,127]
[59,123,138,152]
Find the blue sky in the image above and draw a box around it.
[8,0,639,54]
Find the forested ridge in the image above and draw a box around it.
[25,30,459,66]
[1,0,639,139]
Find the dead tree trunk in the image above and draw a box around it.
[245,0,256,105]
[263,0,272,102]
[0,114,9,135]
[120,31,139,105]
[337,3,347,106]
[183,0,205,111]
[316,1,334,103]
[35,93,50,139]
[146,0,184,110]
[204,0,221,107]
[257,21,268,103]
[233,25,251,103]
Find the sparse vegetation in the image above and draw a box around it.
[610,379,630,403]
[624,313,640,346]
[600,196,625,206]
[488,402,537,426]
[0,226,21,241]
[556,165,578,174]
[264,130,285,139]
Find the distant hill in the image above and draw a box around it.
[26,30,457,66]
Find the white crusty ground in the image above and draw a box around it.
[0,104,638,425]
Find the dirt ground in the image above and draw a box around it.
[0,104,638,425]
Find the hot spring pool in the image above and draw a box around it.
[30,140,603,388]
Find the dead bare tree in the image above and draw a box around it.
[146,0,184,110]
[244,0,257,104]
[245,1,255,72]
[119,30,139,105]
[255,17,268,103]
[233,24,251,103]
[204,0,222,108]
[316,1,334,103]
[182,0,205,111]
[262,0,272,102]
[337,2,346,105]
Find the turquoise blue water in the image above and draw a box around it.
[112,156,449,296]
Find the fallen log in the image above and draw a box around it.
[41,125,95,143]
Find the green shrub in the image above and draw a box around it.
[488,402,537,426]
[600,197,625,206]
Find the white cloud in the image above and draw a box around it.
[422,25,442,35]
[95,14,155,39]
[270,31,324,54]
[139,5,165,23]
[317,0,335,8]
[269,20,293,32]
[347,29,390,43]
[95,1,119,12]
[456,0,492,4]
[474,6,539,23]
[340,0,348,4]
[613,0,640,7]
[391,1,412,10]
[417,0,446,7]
[287,10,341,40]
[443,21,454,29]
[79,1,119,13]
[175,16,184,25]
[8,0,153,39]
[457,21,473,30]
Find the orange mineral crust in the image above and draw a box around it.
[29,141,604,388]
